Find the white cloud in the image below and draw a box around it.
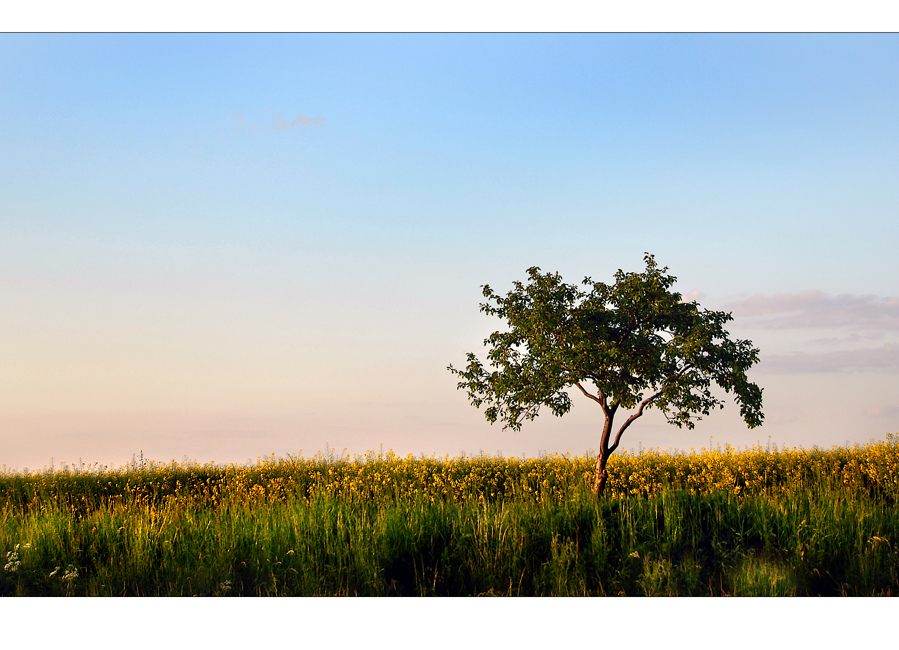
[724,291,899,331]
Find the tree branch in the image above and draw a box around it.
[575,382,616,419]
[575,382,604,407]
[608,389,664,455]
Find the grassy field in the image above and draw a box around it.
[2,436,898,596]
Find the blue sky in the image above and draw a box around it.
[2,34,898,469]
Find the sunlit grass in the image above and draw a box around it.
[2,435,897,596]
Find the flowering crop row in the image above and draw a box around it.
[2,435,897,513]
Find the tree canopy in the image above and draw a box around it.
[448,254,764,495]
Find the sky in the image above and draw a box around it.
[2,33,898,471]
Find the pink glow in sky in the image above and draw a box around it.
[2,34,899,470]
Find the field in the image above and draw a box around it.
[2,436,899,596]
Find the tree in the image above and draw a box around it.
[448,254,763,497]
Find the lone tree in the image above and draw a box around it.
[448,254,763,497]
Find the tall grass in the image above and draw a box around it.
[2,437,898,596]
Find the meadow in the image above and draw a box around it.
[2,436,898,596]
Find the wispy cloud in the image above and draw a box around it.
[680,290,706,303]
[866,405,899,418]
[808,332,886,346]
[760,344,899,374]
[230,111,326,134]
[270,112,325,131]
[231,112,255,133]
[724,291,899,331]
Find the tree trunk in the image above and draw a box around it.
[592,452,608,497]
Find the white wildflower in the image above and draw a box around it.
[4,543,31,573]
[4,550,21,573]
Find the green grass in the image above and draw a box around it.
[2,486,898,596]
[3,441,898,596]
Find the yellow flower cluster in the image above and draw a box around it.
[2,435,897,512]
[608,435,899,499]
